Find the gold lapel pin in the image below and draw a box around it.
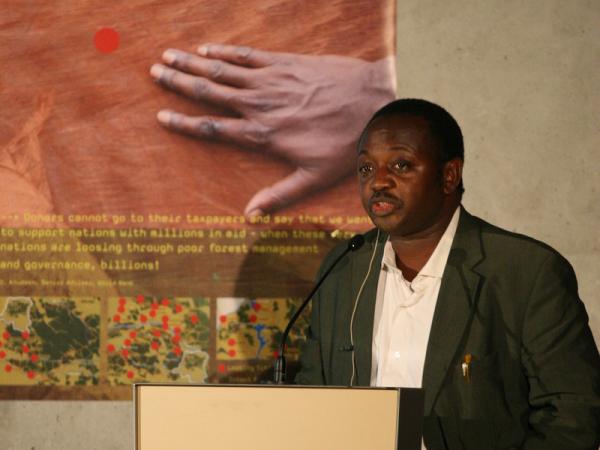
[462,353,472,382]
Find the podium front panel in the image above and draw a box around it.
[134,384,415,450]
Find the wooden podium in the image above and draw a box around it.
[134,383,424,450]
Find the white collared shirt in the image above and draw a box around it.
[371,207,460,388]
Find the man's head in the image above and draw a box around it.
[357,99,464,238]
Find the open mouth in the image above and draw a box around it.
[370,201,396,215]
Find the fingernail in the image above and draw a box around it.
[162,49,176,64]
[157,110,172,125]
[245,208,265,218]
[150,64,164,79]
[197,45,208,56]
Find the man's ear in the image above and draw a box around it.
[442,158,463,194]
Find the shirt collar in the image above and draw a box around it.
[381,206,461,279]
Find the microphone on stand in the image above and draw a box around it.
[273,234,366,384]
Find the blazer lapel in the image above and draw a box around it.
[350,230,387,386]
[422,208,484,414]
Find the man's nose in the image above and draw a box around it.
[371,166,393,190]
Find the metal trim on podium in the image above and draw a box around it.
[134,383,424,450]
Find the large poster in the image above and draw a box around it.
[0,0,396,399]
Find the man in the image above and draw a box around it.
[297,99,600,449]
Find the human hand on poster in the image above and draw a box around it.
[150,44,395,217]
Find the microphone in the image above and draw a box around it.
[273,234,365,384]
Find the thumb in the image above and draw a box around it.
[244,167,322,217]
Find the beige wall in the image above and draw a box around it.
[1,1,598,449]
[396,0,600,342]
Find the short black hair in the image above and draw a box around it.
[358,98,465,193]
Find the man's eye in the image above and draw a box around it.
[358,164,373,176]
[393,161,411,171]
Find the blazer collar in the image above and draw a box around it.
[422,207,485,413]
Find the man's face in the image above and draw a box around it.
[357,114,449,238]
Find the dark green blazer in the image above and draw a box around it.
[297,208,600,449]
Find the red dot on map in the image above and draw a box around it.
[31,354,39,362]
[140,315,148,323]
[113,314,121,323]
[175,305,183,313]
[217,363,226,373]
[249,315,257,323]
[129,331,137,339]
[118,305,126,314]
[121,349,129,358]
[136,295,145,304]
[162,322,169,331]
[22,344,30,353]
[4,364,11,372]
[27,370,35,379]
[162,315,169,323]
[0,341,3,347]
[172,335,180,344]
[107,344,116,353]
[21,331,30,340]
[228,349,236,357]
[152,330,161,337]
[227,338,236,346]
[94,27,120,54]
[149,310,157,318]
[0,351,5,359]
[124,339,132,347]
[219,315,227,324]
[190,315,199,325]
[273,350,279,358]
[174,347,182,356]
[127,370,134,379]
[119,297,126,305]
[2,331,9,340]
[174,326,181,335]
[151,302,159,310]
[252,302,261,312]
[161,298,170,306]
[151,341,160,350]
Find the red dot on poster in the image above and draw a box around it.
[228,349,236,357]
[94,27,120,54]
[173,326,181,335]
[140,314,148,323]
[151,341,160,350]
[129,331,137,339]
[249,315,257,323]
[22,344,30,353]
[124,339,132,347]
[162,315,169,323]
[5,364,12,373]
[172,335,180,344]
[252,302,261,312]
[219,315,227,324]
[0,351,5,359]
[31,354,39,362]
[149,310,157,318]
[118,305,125,314]
[121,349,129,358]
[217,363,226,373]
[0,341,3,347]
[161,298,170,306]
[227,338,236,346]
[21,330,30,340]
[136,295,145,304]
[2,331,10,340]
[273,350,279,358]
[174,347,182,356]
[27,370,35,379]
[113,314,121,323]
[127,370,134,379]
[107,344,116,353]
[152,330,161,337]
[151,302,159,310]
[190,315,199,325]
[175,305,183,313]
[118,297,126,305]
[162,322,169,331]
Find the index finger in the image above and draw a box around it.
[197,43,276,68]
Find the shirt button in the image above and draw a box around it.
[393,351,401,359]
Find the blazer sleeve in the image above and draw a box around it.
[521,252,600,450]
